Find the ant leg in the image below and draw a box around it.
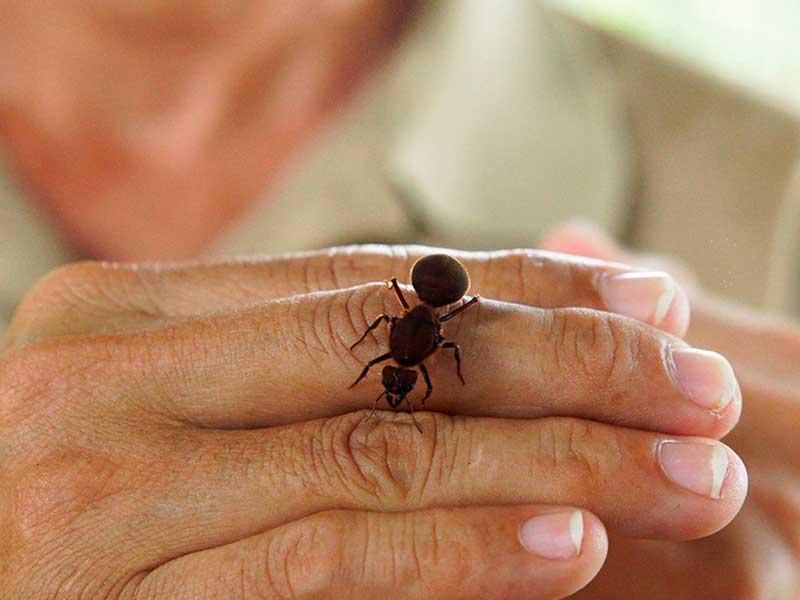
[441,342,465,384]
[360,391,386,426]
[404,395,423,433]
[350,314,391,350]
[440,294,480,322]
[418,363,433,408]
[385,277,410,310]
[348,352,392,389]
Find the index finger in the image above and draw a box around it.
[5,245,689,349]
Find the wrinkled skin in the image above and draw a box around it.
[542,223,800,599]
[0,245,747,599]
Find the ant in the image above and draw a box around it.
[348,253,480,432]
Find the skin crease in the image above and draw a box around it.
[0,0,416,260]
[0,2,771,596]
[0,246,749,599]
[541,223,800,599]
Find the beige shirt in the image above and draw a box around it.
[2,0,800,338]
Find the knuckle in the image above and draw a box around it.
[260,513,343,599]
[538,418,622,494]
[14,262,106,318]
[292,245,401,293]
[337,287,377,360]
[346,509,479,593]
[28,261,103,298]
[326,244,396,285]
[392,510,477,592]
[341,284,390,349]
[499,250,547,303]
[0,446,121,599]
[284,284,388,371]
[495,249,593,306]
[293,251,339,293]
[5,261,147,347]
[312,285,392,368]
[262,509,482,597]
[309,412,445,505]
[549,309,637,392]
[478,250,517,303]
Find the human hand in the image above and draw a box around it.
[542,223,800,598]
[0,246,746,599]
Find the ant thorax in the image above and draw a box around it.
[389,305,440,366]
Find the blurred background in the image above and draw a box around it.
[2,0,800,334]
[541,0,800,310]
[550,0,800,116]
[4,4,800,598]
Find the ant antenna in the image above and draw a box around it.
[405,396,423,434]
[360,391,385,426]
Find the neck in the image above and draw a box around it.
[0,1,414,259]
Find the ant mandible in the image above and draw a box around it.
[348,253,480,432]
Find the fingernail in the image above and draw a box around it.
[598,272,676,326]
[669,348,738,411]
[658,441,729,499]
[518,510,583,559]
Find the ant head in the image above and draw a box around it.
[410,254,470,308]
[381,366,418,402]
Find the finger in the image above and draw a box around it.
[541,222,800,459]
[24,283,735,435]
[540,220,699,295]
[4,244,689,349]
[89,412,746,565]
[540,220,629,263]
[130,505,606,600]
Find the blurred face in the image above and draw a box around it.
[52,0,382,35]
[63,0,254,22]
[0,0,417,260]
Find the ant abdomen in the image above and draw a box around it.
[410,254,470,308]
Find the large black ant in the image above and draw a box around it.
[348,254,480,432]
